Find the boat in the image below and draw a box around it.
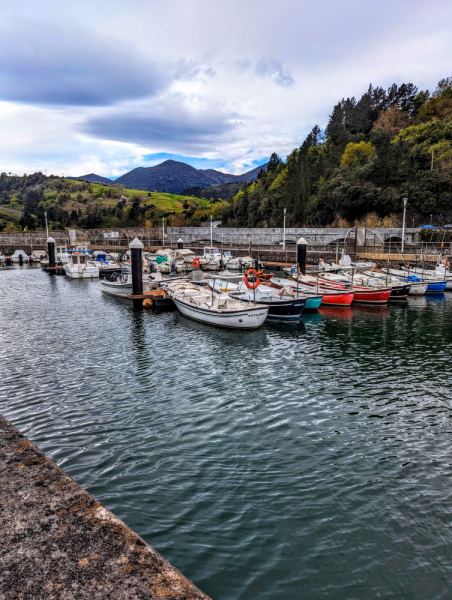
[363,270,427,296]
[210,278,307,321]
[91,252,122,276]
[202,246,222,271]
[63,253,99,278]
[318,272,406,301]
[381,268,447,293]
[164,280,268,329]
[289,275,355,306]
[10,250,29,263]
[101,266,176,306]
[29,250,47,263]
[308,274,392,304]
[269,277,323,311]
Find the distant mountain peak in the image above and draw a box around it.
[111,160,268,194]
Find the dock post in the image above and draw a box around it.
[47,236,56,268]
[297,237,307,275]
[177,238,184,249]
[129,237,144,296]
[19,254,23,266]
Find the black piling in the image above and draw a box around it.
[297,237,307,276]
[18,254,23,266]
[129,237,143,297]
[48,237,56,268]
[177,238,184,249]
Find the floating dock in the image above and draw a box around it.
[0,415,210,599]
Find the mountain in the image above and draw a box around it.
[71,173,113,185]
[112,160,268,194]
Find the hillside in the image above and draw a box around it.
[112,160,268,194]
[0,173,212,232]
[212,77,452,229]
[181,181,245,201]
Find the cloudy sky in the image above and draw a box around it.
[0,0,451,178]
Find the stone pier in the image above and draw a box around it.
[0,415,210,600]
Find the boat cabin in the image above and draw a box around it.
[203,247,221,258]
[68,254,87,267]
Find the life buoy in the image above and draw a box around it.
[192,257,201,268]
[244,269,260,290]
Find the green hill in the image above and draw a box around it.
[0,174,211,232]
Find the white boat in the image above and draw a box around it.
[63,253,99,278]
[363,271,427,296]
[29,250,47,263]
[101,266,176,297]
[164,280,268,329]
[202,246,222,271]
[11,249,29,263]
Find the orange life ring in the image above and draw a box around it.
[192,257,201,268]
[244,269,260,290]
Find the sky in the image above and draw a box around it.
[0,0,451,178]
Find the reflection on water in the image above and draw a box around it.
[2,266,452,600]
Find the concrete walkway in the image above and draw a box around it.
[0,416,210,600]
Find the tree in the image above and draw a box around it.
[341,141,376,166]
[267,152,281,173]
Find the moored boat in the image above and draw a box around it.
[210,278,306,321]
[164,280,268,329]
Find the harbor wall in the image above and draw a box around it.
[0,415,210,600]
[0,226,420,253]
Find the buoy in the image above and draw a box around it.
[143,298,154,308]
[192,257,201,268]
[244,269,260,290]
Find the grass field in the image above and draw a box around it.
[89,184,210,214]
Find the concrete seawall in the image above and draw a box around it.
[0,415,210,600]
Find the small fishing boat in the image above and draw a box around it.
[210,279,306,321]
[269,277,324,310]
[381,268,447,293]
[10,250,29,263]
[364,271,427,296]
[295,276,355,306]
[164,280,268,329]
[318,273,399,303]
[101,266,176,306]
[63,253,99,278]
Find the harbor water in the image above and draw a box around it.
[2,266,452,600]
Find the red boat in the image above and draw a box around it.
[298,282,354,306]
[270,276,354,307]
[315,277,392,304]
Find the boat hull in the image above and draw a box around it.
[304,295,323,311]
[426,281,447,293]
[173,297,268,329]
[352,288,392,304]
[64,268,99,278]
[389,284,411,300]
[230,296,306,320]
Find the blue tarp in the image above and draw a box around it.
[422,225,437,229]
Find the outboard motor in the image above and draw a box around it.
[170,260,177,274]
[148,261,156,273]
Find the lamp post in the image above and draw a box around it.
[44,211,49,239]
[430,214,433,226]
[401,198,408,254]
[210,215,213,248]
[162,217,165,246]
[283,208,287,250]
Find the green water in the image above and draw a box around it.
[1,266,452,599]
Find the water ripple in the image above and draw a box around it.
[2,266,452,599]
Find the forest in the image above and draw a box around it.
[210,76,452,229]
[1,76,452,232]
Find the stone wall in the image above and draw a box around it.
[0,225,420,253]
